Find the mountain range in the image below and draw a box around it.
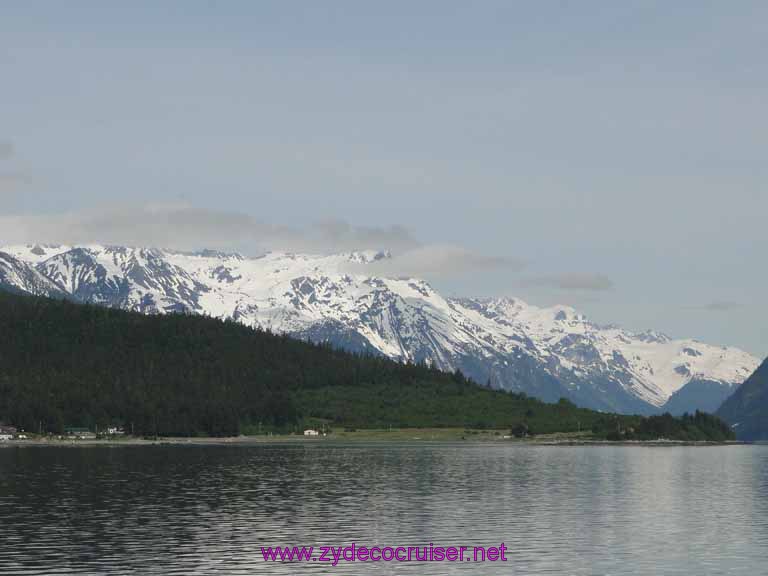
[0,243,759,415]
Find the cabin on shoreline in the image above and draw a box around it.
[0,424,18,441]
[65,427,97,440]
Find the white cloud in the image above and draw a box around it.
[0,205,417,254]
[348,244,520,280]
[0,205,515,282]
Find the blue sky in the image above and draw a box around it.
[1,1,766,355]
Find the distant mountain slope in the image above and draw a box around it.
[717,359,768,440]
[0,251,67,298]
[1,243,759,414]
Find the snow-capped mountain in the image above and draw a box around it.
[0,250,67,298]
[1,243,759,414]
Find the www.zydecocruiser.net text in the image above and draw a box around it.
[261,543,510,565]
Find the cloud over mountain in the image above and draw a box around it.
[0,205,511,281]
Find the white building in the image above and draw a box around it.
[0,434,12,442]
[303,429,320,436]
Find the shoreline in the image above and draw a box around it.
[0,428,750,448]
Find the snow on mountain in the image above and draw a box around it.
[1,244,73,264]
[1,243,759,414]
[451,297,756,410]
[0,251,68,297]
[35,246,209,314]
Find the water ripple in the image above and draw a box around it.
[0,444,767,575]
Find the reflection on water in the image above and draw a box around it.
[1,443,767,575]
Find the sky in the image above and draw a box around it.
[0,1,766,356]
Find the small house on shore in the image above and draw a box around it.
[0,424,18,441]
[303,429,320,436]
[65,427,96,440]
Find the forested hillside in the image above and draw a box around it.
[0,289,734,440]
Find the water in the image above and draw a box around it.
[1,443,767,575]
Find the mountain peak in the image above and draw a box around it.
[345,250,392,264]
[635,329,672,344]
[190,249,244,260]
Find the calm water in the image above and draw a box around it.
[1,443,767,575]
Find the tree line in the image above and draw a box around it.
[0,289,734,440]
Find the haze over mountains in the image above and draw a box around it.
[0,243,759,415]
